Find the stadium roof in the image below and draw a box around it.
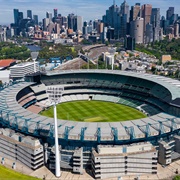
[0,59,16,68]
[0,81,179,142]
[46,70,180,100]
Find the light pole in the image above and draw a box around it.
[31,52,39,73]
[46,86,64,177]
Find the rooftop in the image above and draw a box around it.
[0,59,16,68]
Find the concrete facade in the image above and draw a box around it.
[0,128,44,170]
[92,142,158,179]
[130,17,144,44]
[158,140,175,166]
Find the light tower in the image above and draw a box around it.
[46,86,64,177]
[31,52,39,73]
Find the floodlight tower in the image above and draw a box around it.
[46,86,64,177]
[31,52,39,73]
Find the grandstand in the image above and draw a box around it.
[0,70,180,179]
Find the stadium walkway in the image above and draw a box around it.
[0,154,180,180]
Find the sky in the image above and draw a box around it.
[0,0,180,25]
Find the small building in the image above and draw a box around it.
[161,55,172,63]
[0,59,16,70]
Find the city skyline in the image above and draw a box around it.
[0,0,180,25]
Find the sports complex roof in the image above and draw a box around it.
[46,70,180,101]
[0,70,180,144]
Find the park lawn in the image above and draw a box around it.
[0,165,40,180]
[41,100,146,122]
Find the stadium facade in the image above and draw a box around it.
[0,70,180,179]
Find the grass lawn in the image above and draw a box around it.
[0,165,39,180]
[41,100,146,122]
[70,47,75,52]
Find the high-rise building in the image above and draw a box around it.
[130,17,144,44]
[145,23,153,43]
[121,0,130,23]
[68,13,75,30]
[46,12,52,21]
[151,8,160,42]
[166,7,174,21]
[102,3,120,38]
[130,3,141,22]
[75,16,83,32]
[33,15,38,25]
[54,9,58,18]
[43,18,50,31]
[141,4,152,33]
[18,12,23,24]
[27,10,32,19]
[124,35,135,50]
[67,14,82,32]
[13,9,19,25]
[174,22,179,38]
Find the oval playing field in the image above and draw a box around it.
[41,100,146,122]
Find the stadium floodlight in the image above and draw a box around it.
[31,52,39,73]
[46,86,64,177]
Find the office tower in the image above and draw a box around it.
[107,28,115,41]
[121,0,130,23]
[130,3,141,22]
[18,12,23,23]
[84,21,88,27]
[98,22,104,34]
[166,7,174,20]
[54,9,58,18]
[68,13,75,30]
[174,22,179,38]
[145,23,153,43]
[170,14,178,25]
[83,21,88,35]
[62,16,68,28]
[33,15,38,25]
[27,10,32,19]
[43,18,50,31]
[75,16,83,32]
[104,4,118,27]
[46,12,52,21]
[151,8,160,41]
[13,9,19,25]
[141,4,152,33]
[93,19,99,30]
[130,17,144,44]
[102,3,120,32]
[101,27,107,42]
[124,35,135,50]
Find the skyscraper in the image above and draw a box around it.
[75,16,83,32]
[121,0,130,23]
[33,15,38,25]
[141,4,152,33]
[102,3,120,38]
[130,17,144,44]
[166,7,174,21]
[43,18,50,31]
[46,12,52,21]
[18,12,23,22]
[13,9,19,25]
[151,8,160,42]
[27,10,32,19]
[130,3,141,22]
[54,9,58,19]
